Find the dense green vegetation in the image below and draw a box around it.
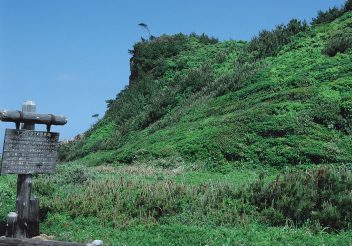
[312,0,352,25]
[60,9,352,168]
[1,2,352,245]
[3,160,352,245]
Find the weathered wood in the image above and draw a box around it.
[0,237,85,246]
[21,101,36,130]
[6,212,17,237]
[15,173,32,238]
[1,129,60,174]
[28,198,40,238]
[15,101,36,238]
[0,110,67,126]
[1,101,71,241]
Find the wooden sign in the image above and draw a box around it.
[1,129,59,174]
[0,101,71,239]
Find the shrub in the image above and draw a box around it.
[248,167,352,230]
[323,35,352,57]
[260,207,285,226]
[180,64,214,93]
[341,99,352,134]
[247,19,308,60]
[312,7,343,25]
[129,34,189,81]
[141,87,179,128]
[190,32,219,45]
[310,87,343,128]
[312,0,351,25]
[345,0,352,11]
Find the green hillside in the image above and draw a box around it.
[1,2,352,245]
[61,9,352,169]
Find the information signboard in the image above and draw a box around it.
[1,129,59,174]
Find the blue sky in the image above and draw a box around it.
[0,0,346,152]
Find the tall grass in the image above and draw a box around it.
[34,164,352,232]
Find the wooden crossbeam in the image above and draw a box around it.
[0,110,67,126]
[0,237,85,246]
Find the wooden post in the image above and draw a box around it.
[1,102,101,244]
[5,212,17,237]
[28,198,40,237]
[14,100,38,238]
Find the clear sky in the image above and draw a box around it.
[0,0,346,152]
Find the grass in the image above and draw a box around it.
[0,160,349,245]
[41,219,352,246]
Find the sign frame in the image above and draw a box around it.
[1,129,60,175]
